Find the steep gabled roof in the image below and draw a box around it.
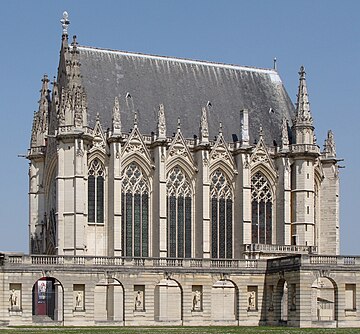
[74,45,295,145]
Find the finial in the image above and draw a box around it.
[273,57,277,70]
[219,122,223,135]
[60,11,70,35]
[299,65,306,79]
[96,112,100,121]
[134,112,138,127]
[177,117,181,130]
[259,125,263,138]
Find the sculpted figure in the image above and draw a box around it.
[9,289,18,308]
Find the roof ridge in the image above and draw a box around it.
[77,45,278,75]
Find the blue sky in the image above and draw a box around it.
[1,0,359,254]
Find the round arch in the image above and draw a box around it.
[311,276,338,322]
[275,278,288,324]
[32,276,64,323]
[94,277,124,323]
[211,279,238,323]
[154,278,183,324]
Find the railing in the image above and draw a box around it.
[308,255,358,265]
[244,243,317,254]
[5,253,360,269]
[3,254,264,270]
[290,144,320,155]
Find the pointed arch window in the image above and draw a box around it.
[88,159,105,224]
[210,169,233,259]
[167,166,192,258]
[121,162,149,257]
[251,171,273,244]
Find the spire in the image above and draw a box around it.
[30,111,39,148]
[324,130,336,158]
[38,75,50,133]
[68,35,82,89]
[281,118,289,151]
[295,66,313,125]
[199,107,209,144]
[112,97,121,136]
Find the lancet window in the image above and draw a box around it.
[166,166,192,258]
[88,159,105,224]
[251,171,273,244]
[210,169,233,259]
[121,162,149,257]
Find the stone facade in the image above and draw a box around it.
[0,13,357,328]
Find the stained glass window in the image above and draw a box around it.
[210,169,233,259]
[88,159,105,224]
[121,162,149,257]
[251,171,273,244]
[166,166,192,258]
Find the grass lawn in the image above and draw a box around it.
[1,327,360,334]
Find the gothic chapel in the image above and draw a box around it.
[1,13,359,328]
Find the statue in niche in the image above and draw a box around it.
[192,290,202,311]
[9,289,18,309]
[135,290,143,310]
[75,291,83,309]
[248,290,256,310]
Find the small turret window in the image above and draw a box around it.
[88,159,105,224]
[251,172,273,244]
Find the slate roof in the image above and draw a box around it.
[77,46,295,145]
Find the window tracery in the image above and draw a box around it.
[121,162,149,257]
[88,159,105,224]
[251,171,273,244]
[210,169,233,258]
[167,166,192,258]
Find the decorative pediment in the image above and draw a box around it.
[250,135,276,171]
[209,134,235,167]
[89,116,106,153]
[167,130,194,166]
[122,126,151,163]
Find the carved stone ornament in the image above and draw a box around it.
[200,107,209,142]
[112,97,121,135]
[157,104,166,139]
